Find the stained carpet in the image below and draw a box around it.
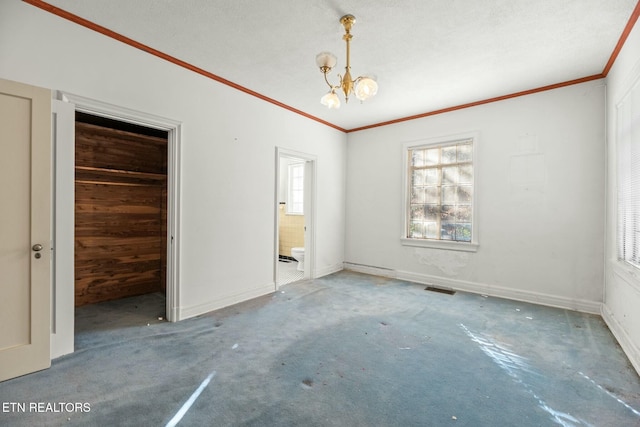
[1,271,639,426]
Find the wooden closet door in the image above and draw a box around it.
[75,122,167,306]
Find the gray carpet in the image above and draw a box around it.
[1,271,639,426]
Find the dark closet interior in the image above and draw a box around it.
[74,112,168,306]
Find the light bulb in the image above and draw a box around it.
[355,77,378,101]
[320,91,341,109]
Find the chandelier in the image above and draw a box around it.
[315,14,378,109]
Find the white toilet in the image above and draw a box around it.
[291,247,305,272]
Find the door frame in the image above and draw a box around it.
[58,91,182,323]
[51,99,75,359]
[274,147,317,288]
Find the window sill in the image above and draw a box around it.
[400,237,479,252]
[610,260,640,294]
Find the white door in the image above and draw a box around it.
[0,78,52,382]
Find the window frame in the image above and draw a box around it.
[401,132,479,252]
[616,73,640,270]
[287,162,304,215]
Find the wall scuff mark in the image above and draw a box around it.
[414,248,470,276]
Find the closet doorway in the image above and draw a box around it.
[74,112,168,309]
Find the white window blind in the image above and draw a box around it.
[617,79,640,268]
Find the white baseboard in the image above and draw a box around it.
[343,262,395,278]
[602,303,640,376]
[314,263,344,278]
[177,282,275,320]
[176,262,345,321]
[343,263,601,314]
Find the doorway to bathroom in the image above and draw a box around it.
[275,148,316,288]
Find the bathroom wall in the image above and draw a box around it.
[278,205,304,257]
[0,1,347,321]
[346,80,606,313]
[278,157,305,257]
[603,12,640,374]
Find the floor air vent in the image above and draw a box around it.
[425,286,456,295]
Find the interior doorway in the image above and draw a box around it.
[72,113,169,338]
[74,112,168,307]
[275,148,316,288]
[51,92,182,358]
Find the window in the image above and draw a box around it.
[402,134,478,251]
[287,162,304,215]
[617,78,640,268]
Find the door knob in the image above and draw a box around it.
[32,244,43,252]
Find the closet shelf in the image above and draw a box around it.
[75,166,167,181]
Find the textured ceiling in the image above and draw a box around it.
[42,0,639,131]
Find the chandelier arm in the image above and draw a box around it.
[322,71,340,91]
[352,76,368,87]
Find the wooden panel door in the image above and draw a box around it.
[74,121,167,306]
[0,78,51,382]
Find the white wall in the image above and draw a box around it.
[346,80,606,313]
[604,15,640,374]
[0,1,346,320]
